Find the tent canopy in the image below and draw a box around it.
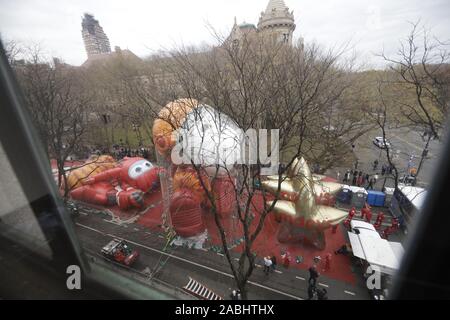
[351,220,377,233]
[348,227,404,276]
[343,185,368,194]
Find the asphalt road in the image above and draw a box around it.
[74,207,371,300]
[328,127,443,188]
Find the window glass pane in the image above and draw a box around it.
[0,142,52,259]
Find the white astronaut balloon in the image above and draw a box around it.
[178,104,242,176]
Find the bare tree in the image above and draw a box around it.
[137,32,364,299]
[368,81,402,190]
[3,39,23,65]
[13,45,90,198]
[380,21,450,179]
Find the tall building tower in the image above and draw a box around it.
[257,0,296,44]
[81,13,111,58]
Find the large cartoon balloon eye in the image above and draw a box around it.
[128,159,154,179]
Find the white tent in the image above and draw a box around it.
[350,220,377,233]
[348,223,404,276]
[343,185,368,195]
[389,242,405,260]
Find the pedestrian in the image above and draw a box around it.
[317,288,328,300]
[270,255,277,272]
[334,243,352,256]
[343,170,350,183]
[367,178,374,190]
[307,283,316,300]
[336,171,340,181]
[364,173,370,184]
[308,265,320,287]
[381,165,386,176]
[313,163,320,174]
[374,174,379,185]
[356,174,363,187]
[352,173,357,186]
[373,159,379,170]
[263,256,272,275]
[230,289,241,300]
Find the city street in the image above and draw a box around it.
[74,207,371,300]
[327,127,442,189]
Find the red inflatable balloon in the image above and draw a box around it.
[70,157,161,210]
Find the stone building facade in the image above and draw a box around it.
[229,0,296,45]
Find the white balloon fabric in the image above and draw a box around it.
[177,104,242,176]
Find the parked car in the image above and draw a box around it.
[373,137,391,149]
[101,239,139,266]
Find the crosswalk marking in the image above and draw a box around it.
[344,290,356,296]
[183,277,223,300]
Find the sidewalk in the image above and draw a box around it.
[325,161,395,191]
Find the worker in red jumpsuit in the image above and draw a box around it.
[343,208,356,229]
[376,212,385,224]
[282,252,291,269]
[323,253,332,272]
[349,207,356,219]
[365,209,372,223]
[374,212,385,230]
[361,203,371,220]
[382,227,391,239]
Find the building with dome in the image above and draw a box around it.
[228,0,296,46]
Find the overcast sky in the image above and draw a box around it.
[0,0,449,68]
